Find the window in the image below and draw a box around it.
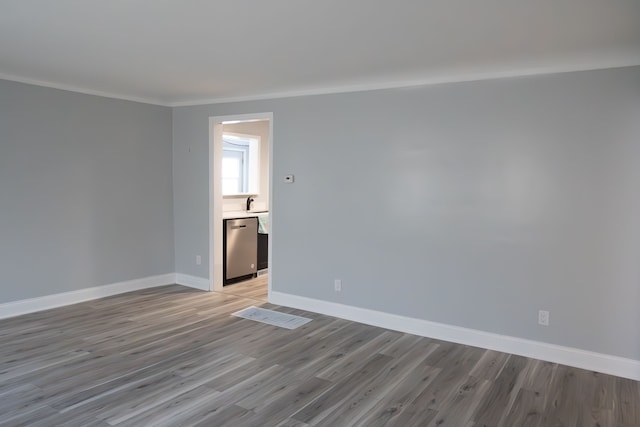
[222,133,260,195]
[222,148,245,194]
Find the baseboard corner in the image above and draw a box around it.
[175,273,210,291]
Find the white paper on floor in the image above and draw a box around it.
[231,306,312,329]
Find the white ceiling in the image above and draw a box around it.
[1,1,639,106]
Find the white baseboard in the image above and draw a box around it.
[175,273,210,291]
[0,273,176,320]
[269,291,640,381]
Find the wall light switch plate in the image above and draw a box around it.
[284,174,294,183]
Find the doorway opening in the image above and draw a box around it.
[209,113,273,303]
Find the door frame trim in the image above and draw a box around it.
[209,112,273,298]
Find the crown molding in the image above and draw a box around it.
[3,57,639,108]
[0,73,171,106]
[168,59,640,107]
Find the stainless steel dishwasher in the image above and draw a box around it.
[224,217,258,284]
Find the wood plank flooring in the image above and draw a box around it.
[222,274,268,302]
[0,284,638,426]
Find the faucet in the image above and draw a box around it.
[246,196,254,211]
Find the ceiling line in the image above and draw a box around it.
[1,57,638,108]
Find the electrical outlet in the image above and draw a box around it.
[334,279,342,292]
[196,255,201,265]
[538,310,549,326]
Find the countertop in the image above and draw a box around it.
[223,210,269,219]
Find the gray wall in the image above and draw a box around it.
[173,66,640,360]
[0,80,174,303]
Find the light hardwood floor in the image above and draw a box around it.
[0,284,638,426]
